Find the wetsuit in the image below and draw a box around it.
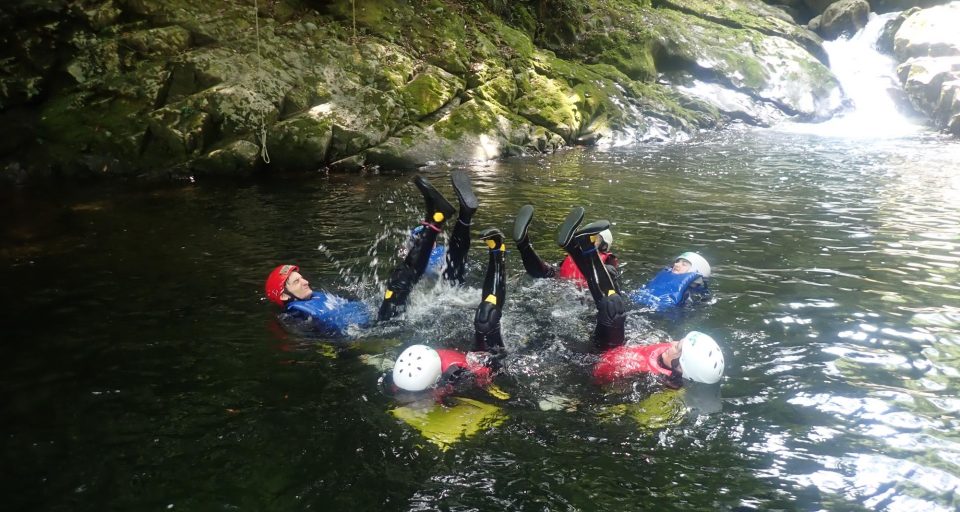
[593,343,683,388]
[628,268,709,310]
[279,291,372,337]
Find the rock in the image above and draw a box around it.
[265,109,334,171]
[398,66,464,119]
[1,0,852,180]
[894,2,960,60]
[144,104,212,159]
[892,2,960,135]
[805,0,839,15]
[190,140,261,176]
[365,98,564,170]
[877,7,920,55]
[818,0,870,40]
[675,77,787,125]
[120,26,193,58]
[653,9,843,120]
[897,56,960,132]
[807,14,822,32]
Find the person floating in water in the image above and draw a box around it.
[383,227,509,401]
[593,331,724,389]
[263,172,478,336]
[627,252,712,311]
[512,204,620,290]
[554,207,725,387]
[379,171,478,320]
[264,263,373,337]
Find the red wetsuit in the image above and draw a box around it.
[557,252,616,288]
[433,349,494,400]
[593,343,675,385]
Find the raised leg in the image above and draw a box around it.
[473,228,506,352]
[514,204,558,278]
[443,170,478,284]
[379,176,455,321]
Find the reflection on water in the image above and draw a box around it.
[2,128,960,510]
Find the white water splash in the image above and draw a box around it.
[778,12,925,138]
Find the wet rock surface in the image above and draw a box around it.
[892,1,960,134]
[0,0,852,181]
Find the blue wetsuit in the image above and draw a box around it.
[280,291,372,337]
[628,269,709,311]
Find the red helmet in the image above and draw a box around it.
[265,264,298,305]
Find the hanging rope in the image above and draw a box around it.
[253,0,271,164]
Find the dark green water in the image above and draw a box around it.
[3,127,960,511]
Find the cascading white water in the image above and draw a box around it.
[780,12,924,138]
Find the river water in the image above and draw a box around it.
[4,18,960,512]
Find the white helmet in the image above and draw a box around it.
[392,344,442,392]
[678,331,724,384]
[676,252,711,278]
[598,229,613,251]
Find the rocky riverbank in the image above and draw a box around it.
[0,0,952,182]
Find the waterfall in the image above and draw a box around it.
[780,12,924,138]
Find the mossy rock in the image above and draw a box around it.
[657,0,828,63]
[265,111,334,171]
[469,70,519,107]
[652,8,841,118]
[144,103,212,159]
[367,98,559,169]
[37,93,148,173]
[281,81,330,117]
[399,66,464,119]
[65,35,122,86]
[514,69,580,141]
[202,83,279,138]
[324,85,404,159]
[164,47,249,103]
[119,26,193,58]
[190,139,260,176]
[597,42,657,82]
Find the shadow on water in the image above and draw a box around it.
[2,127,960,510]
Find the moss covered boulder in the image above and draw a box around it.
[0,0,850,182]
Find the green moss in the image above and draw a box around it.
[432,99,501,140]
[400,70,462,119]
[266,112,334,170]
[37,92,148,170]
[515,70,580,140]
[598,42,657,81]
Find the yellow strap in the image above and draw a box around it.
[384,289,394,299]
[607,289,616,296]
[484,294,497,305]
[486,383,511,400]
